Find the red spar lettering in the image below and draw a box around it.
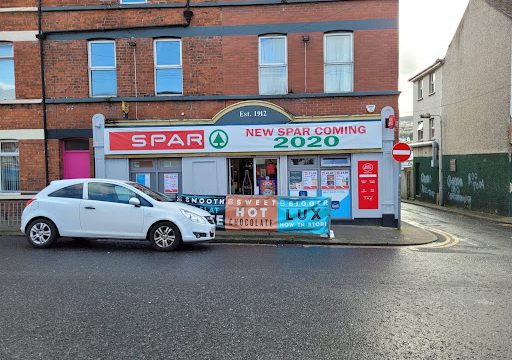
[109,130,204,151]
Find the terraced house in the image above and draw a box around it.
[409,0,512,216]
[0,0,400,226]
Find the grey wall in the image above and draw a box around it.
[442,0,512,155]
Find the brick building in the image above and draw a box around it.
[0,0,399,225]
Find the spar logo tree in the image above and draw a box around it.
[209,130,229,149]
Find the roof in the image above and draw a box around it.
[408,59,445,82]
[486,0,512,19]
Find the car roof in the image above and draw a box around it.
[50,178,131,186]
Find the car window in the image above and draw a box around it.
[88,182,137,204]
[48,183,84,199]
[129,182,167,202]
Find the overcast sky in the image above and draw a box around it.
[399,0,470,116]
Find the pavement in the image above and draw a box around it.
[10,197,507,246]
[402,198,512,225]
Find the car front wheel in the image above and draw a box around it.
[26,218,58,248]
[149,222,182,251]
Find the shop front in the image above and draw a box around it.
[92,101,399,226]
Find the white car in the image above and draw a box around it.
[21,178,216,251]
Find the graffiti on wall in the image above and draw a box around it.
[420,173,436,200]
[467,173,485,191]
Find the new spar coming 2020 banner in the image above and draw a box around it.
[177,194,331,235]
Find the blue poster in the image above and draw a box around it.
[277,197,331,235]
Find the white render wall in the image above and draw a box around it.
[412,67,443,145]
[442,0,512,155]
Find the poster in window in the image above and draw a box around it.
[289,171,303,191]
[302,170,317,190]
[136,173,150,187]
[164,173,179,194]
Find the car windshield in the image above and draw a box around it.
[129,182,168,202]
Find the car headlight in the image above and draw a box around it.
[180,208,207,224]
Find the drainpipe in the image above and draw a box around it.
[36,0,49,185]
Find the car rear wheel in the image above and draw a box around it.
[149,222,182,251]
[26,218,58,248]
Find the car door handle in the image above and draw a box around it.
[84,206,95,210]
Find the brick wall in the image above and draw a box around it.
[19,140,46,191]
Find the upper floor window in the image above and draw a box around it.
[154,39,183,96]
[324,33,353,93]
[417,79,423,100]
[88,40,117,97]
[0,43,15,100]
[259,35,287,95]
[0,141,19,192]
[417,121,424,141]
[429,117,435,139]
[120,0,147,3]
[428,72,435,94]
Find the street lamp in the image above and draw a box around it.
[420,113,443,205]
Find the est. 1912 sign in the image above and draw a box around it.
[104,120,382,155]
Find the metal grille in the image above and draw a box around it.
[0,200,24,226]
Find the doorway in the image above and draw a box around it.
[62,139,90,179]
[228,158,279,195]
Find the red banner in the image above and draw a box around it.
[358,161,378,209]
[109,130,205,151]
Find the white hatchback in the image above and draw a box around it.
[21,179,216,251]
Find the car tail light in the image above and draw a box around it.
[26,199,35,207]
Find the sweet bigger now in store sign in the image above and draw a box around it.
[104,120,382,155]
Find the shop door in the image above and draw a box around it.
[63,139,90,179]
[229,158,279,195]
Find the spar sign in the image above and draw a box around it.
[104,120,382,155]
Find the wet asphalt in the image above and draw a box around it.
[0,203,511,360]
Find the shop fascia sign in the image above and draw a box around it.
[104,121,382,155]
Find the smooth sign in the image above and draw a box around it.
[104,120,382,155]
[392,142,412,162]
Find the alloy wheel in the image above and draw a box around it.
[29,222,52,245]
[154,225,176,249]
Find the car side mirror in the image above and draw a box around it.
[129,197,141,207]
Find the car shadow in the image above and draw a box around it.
[49,238,214,253]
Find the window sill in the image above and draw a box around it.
[428,92,436,96]
[417,97,423,101]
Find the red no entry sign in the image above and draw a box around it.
[392,142,412,162]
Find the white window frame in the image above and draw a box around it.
[120,0,147,4]
[0,42,15,100]
[258,35,288,95]
[153,38,183,96]
[428,72,435,95]
[88,40,117,98]
[324,32,354,93]
[429,117,435,139]
[417,121,424,141]
[0,140,19,193]
[417,79,423,100]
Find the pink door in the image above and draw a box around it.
[63,139,90,179]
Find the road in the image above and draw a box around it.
[0,203,510,359]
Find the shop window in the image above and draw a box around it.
[259,35,287,95]
[324,33,353,93]
[0,141,19,192]
[0,42,15,100]
[290,157,316,166]
[129,158,182,200]
[88,40,117,97]
[154,39,183,95]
